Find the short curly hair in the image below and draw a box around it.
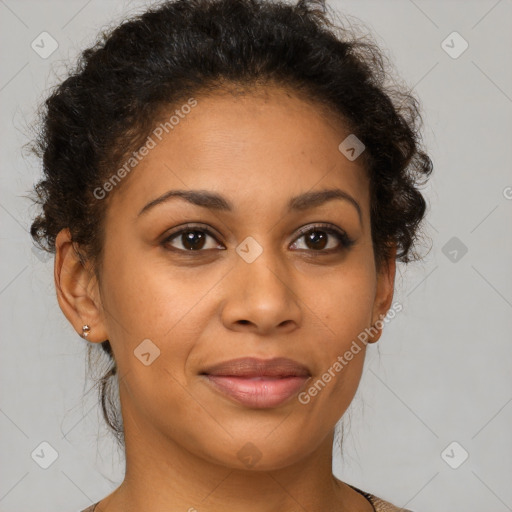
[29,0,433,445]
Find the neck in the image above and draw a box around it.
[98,408,361,512]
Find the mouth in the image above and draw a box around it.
[200,357,311,409]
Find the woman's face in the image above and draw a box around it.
[66,86,395,470]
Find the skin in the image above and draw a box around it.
[55,85,396,512]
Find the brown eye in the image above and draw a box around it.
[290,224,355,253]
[179,230,207,250]
[303,230,329,250]
[162,226,224,252]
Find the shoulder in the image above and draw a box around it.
[348,483,415,512]
[78,490,415,512]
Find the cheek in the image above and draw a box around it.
[308,265,376,349]
[98,248,207,428]
[98,244,223,373]
[297,265,375,409]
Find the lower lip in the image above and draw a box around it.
[203,375,309,408]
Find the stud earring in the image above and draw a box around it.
[82,325,91,338]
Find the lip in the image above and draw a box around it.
[200,357,311,409]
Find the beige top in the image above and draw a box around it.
[349,483,414,511]
[79,485,413,511]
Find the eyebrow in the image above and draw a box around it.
[138,188,362,224]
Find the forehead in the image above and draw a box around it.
[107,86,370,218]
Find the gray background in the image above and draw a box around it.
[1,0,511,511]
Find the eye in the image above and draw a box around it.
[162,225,224,252]
[289,224,355,253]
[161,223,355,254]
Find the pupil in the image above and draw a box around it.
[183,230,206,250]
[307,231,327,250]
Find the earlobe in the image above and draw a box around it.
[368,245,397,343]
[54,228,108,343]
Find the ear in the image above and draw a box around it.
[54,228,108,343]
[368,244,397,343]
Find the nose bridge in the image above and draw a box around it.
[221,238,301,333]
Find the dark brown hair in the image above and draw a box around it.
[29,0,433,445]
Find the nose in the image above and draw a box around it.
[220,248,302,336]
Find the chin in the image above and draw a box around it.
[199,434,319,472]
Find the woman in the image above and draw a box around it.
[30,0,432,510]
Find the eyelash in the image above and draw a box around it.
[161,223,355,255]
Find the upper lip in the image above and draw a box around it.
[201,357,311,378]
